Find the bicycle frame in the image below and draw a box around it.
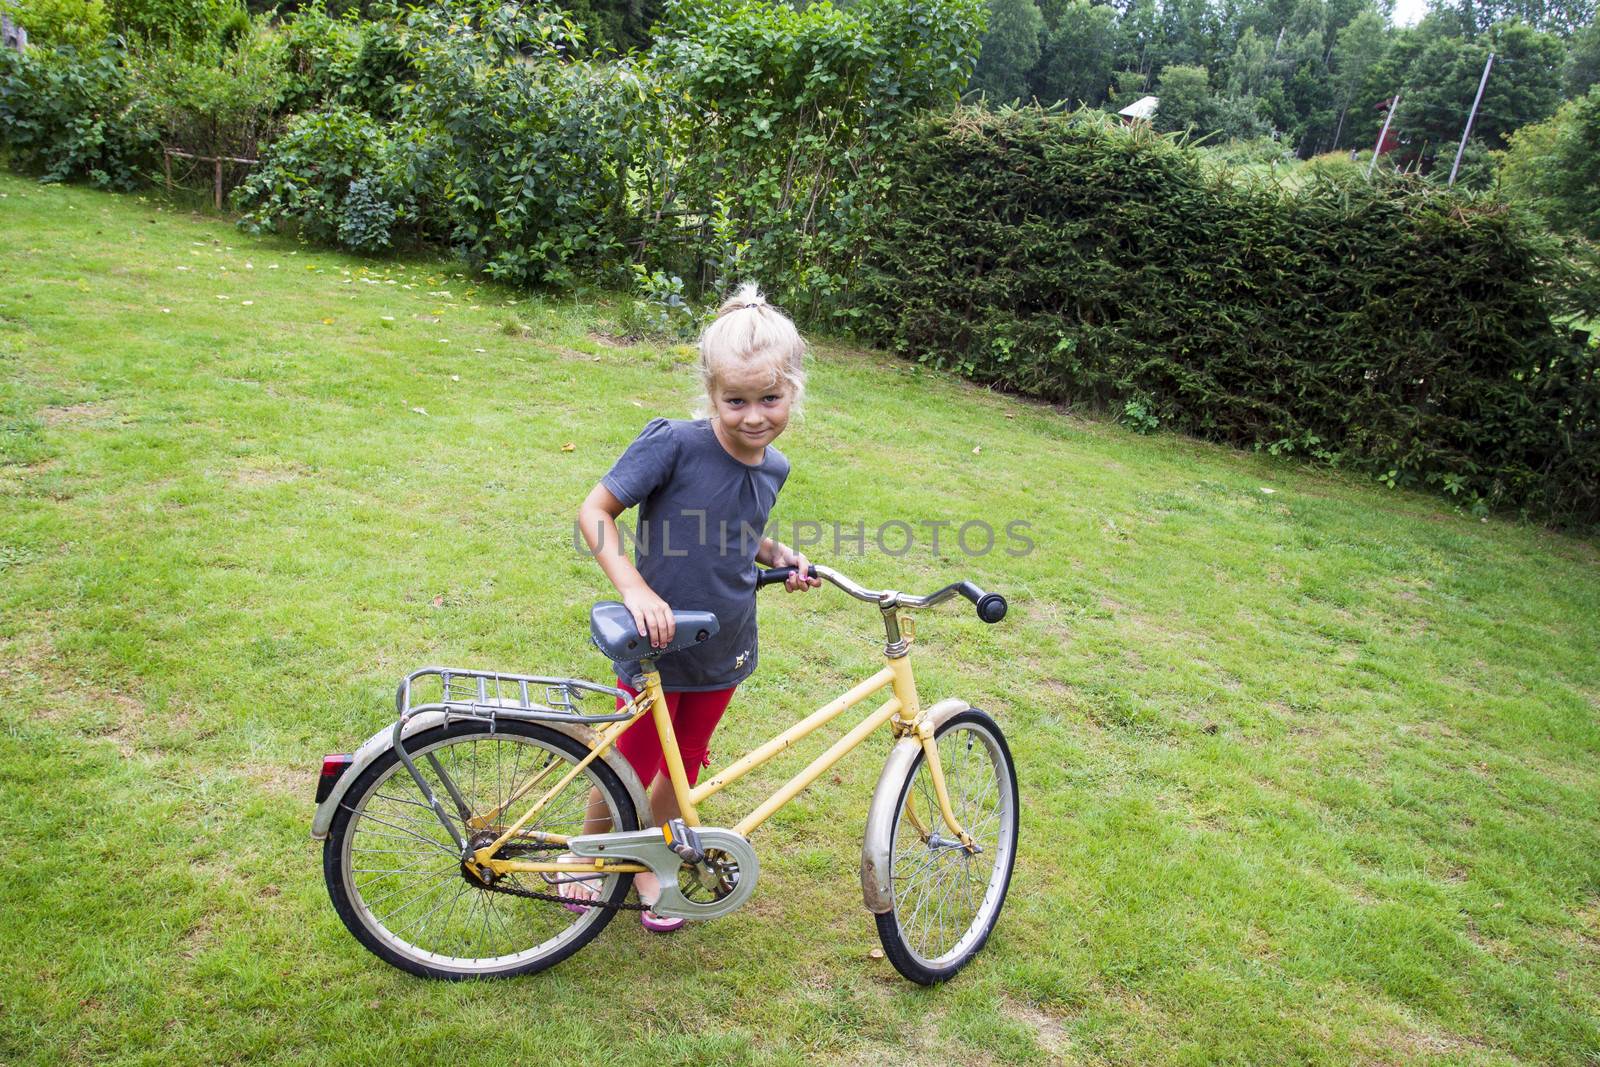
[468,625,973,881]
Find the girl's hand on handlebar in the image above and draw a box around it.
[772,545,822,592]
[622,584,675,648]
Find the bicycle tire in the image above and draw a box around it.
[324,719,638,980]
[873,708,1018,984]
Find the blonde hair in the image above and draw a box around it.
[694,282,807,416]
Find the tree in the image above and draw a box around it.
[1498,83,1600,236]
[1032,0,1116,104]
[1155,62,1211,130]
[1330,9,1389,147]
[970,0,1045,100]
[1567,18,1600,96]
[1108,67,1151,107]
[1429,0,1596,38]
[1225,26,1272,97]
[1398,19,1563,148]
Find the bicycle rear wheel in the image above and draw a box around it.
[874,708,1018,984]
[324,720,638,980]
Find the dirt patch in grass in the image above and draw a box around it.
[232,459,312,487]
[1001,996,1071,1058]
[39,401,117,426]
[586,329,632,348]
[1372,1024,1494,1063]
[178,912,217,961]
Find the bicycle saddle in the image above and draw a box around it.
[589,601,719,661]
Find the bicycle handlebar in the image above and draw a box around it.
[756,564,1008,625]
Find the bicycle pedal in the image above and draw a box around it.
[663,818,704,864]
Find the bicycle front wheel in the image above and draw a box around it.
[324,719,638,980]
[874,708,1018,984]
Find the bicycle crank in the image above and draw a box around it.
[567,826,760,920]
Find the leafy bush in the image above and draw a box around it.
[0,45,157,189]
[859,107,1600,525]
[393,0,651,287]
[1498,86,1600,240]
[279,5,416,120]
[126,20,287,159]
[647,0,985,319]
[238,0,982,305]
[235,105,400,245]
[618,265,701,340]
[107,0,242,47]
[0,0,112,51]
[335,175,396,251]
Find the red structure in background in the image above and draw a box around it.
[1374,96,1400,157]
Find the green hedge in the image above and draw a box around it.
[858,108,1600,526]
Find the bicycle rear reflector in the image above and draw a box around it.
[315,754,354,802]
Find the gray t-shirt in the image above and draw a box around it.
[600,417,790,690]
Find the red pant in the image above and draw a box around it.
[614,680,736,787]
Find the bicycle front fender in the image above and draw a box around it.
[309,712,654,840]
[860,698,970,914]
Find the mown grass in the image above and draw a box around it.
[2,171,1598,1065]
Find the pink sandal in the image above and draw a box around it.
[640,907,686,934]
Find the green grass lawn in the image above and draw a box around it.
[2,171,1598,1065]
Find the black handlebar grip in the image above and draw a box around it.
[756,565,818,588]
[957,581,1008,624]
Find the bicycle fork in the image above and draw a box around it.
[886,641,977,853]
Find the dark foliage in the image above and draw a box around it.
[858,107,1599,525]
[0,46,158,189]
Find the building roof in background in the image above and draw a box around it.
[1118,96,1159,120]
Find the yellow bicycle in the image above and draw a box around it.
[311,563,1018,984]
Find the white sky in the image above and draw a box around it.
[1390,0,1430,27]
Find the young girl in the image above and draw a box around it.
[568,283,820,931]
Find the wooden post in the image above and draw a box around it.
[163,149,172,196]
[214,158,223,211]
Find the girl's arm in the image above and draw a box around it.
[756,537,822,593]
[578,483,676,649]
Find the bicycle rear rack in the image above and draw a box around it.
[396,667,636,726]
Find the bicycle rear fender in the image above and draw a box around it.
[310,712,655,840]
[860,698,971,914]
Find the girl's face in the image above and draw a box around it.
[708,358,793,462]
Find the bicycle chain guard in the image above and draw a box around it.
[567,827,760,920]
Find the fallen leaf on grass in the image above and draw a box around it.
[241,300,254,306]
[561,443,576,453]
[868,948,884,960]
[321,318,333,325]
[450,375,460,382]
[972,446,982,455]
[411,406,428,416]
[431,595,444,607]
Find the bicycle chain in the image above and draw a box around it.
[473,840,651,912]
